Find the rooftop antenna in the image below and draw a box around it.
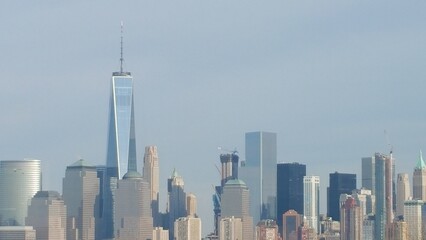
[120,21,124,73]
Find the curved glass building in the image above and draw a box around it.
[0,160,41,226]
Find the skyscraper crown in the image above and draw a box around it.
[415,150,426,170]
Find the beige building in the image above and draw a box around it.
[396,173,411,217]
[340,197,362,240]
[62,159,99,240]
[219,216,242,240]
[0,226,36,240]
[388,220,408,240]
[404,200,423,240]
[114,171,153,240]
[413,151,426,200]
[26,191,66,240]
[143,146,160,226]
[186,193,197,217]
[153,227,169,240]
[174,217,201,240]
[255,219,279,240]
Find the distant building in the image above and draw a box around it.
[26,191,66,240]
[255,219,279,240]
[62,159,99,240]
[362,215,375,240]
[0,226,36,240]
[362,156,375,194]
[167,169,187,240]
[276,162,306,234]
[404,200,423,240]
[143,146,160,226]
[374,153,393,240]
[282,210,301,240]
[114,171,152,240]
[0,160,41,226]
[327,172,356,221]
[221,179,253,240]
[174,217,201,240]
[153,227,169,240]
[413,150,426,200]
[303,176,320,234]
[219,216,242,240]
[340,197,362,240]
[352,188,375,217]
[387,220,408,240]
[396,173,411,217]
[240,131,277,223]
[186,193,197,217]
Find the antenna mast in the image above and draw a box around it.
[120,21,124,73]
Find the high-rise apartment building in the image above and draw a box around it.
[387,220,408,240]
[26,191,67,240]
[174,217,201,240]
[352,188,375,217]
[167,169,187,240]
[255,219,279,240]
[153,227,169,240]
[143,146,160,226]
[403,199,423,240]
[0,160,41,226]
[102,29,138,239]
[186,193,197,217]
[282,210,301,240]
[396,173,411,217]
[413,150,426,200]
[114,172,152,240]
[0,226,36,240]
[327,172,356,221]
[374,153,393,240]
[221,179,253,240]
[303,176,320,234]
[219,216,242,240]
[240,131,277,223]
[340,197,362,240]
[276,162,306,232]
[62,159,99,240]
[362,156,375,194]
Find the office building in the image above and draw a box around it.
[0,160,41,226]
[167,169,187,240]
[174,217,201,240]
[62,159,99,240]
[114,171,152,240]
[221,179,253,240]
[327,172,356,221]
[362,156,375,194]
[102,29,137,239]
[219,217,242,240]
[340,197,362,240]
[0,226,36,240]
[413,150,426,200]
[26,191,66,240]
[362,216,375,240]
[276,162,306,232]
[404,200,423,240]
[374,153,393,240]
[387,220,408,240]
[143,146,160,226]
[186,193,197,217]
[282,210,301,240]
[396,173,411,217]
[303,176,320,234]
[352,188,375,217]
[240,131,277,223]
[255,219,279,240]
[153,227,169,240]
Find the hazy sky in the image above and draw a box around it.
[1,0,426,235]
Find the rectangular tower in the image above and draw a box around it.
[327,172,356,221]
[303,176,320,234]
[362,157,375,194]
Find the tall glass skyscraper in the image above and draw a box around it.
[240,131,277,224]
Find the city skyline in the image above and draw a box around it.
[1,1,426,236]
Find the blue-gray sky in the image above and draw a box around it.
[1,0,426,235]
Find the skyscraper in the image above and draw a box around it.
[221,179,253,240]
[352,188,375,217]
[174,217,201,240]
[396,173,411,217]
[26,191,67,240]
[62,159,99,240]
[303,176,320,234]
[102,26,138,239]
[362,156,375,194]
[403,200,423,240]
[167,169,187,240]
[143,146,160,226]
[186,193,197,217]
[0,226,36,240]
[240,131,277,222]
[340,197,362,240]
[0,160,41,226]
[276,162,306,233]
[255,219,279,240]
[219,216,242,240]
[282,210,301,240]
[327,172,356,221]
[374,152,393,240]
[413,150,426,200]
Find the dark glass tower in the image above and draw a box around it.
[327,172,356,221]
[276,162,306,233]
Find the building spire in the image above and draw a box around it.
[415,150,426,170]
[120,21,124,73]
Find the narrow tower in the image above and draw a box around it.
[413,150,426,200]
[143,146,160,226]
